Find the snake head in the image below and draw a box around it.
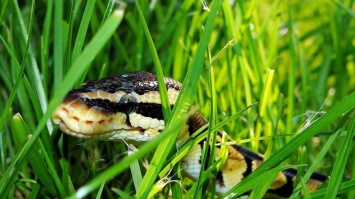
[52,72,181,142]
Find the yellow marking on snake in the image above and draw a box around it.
[52,71,327,197]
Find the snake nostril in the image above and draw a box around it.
[73,117,79,122]
[86,120,93,125]
[99,120,105,125]
[109,118,113,123]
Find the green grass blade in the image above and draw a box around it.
[0,36,25,134]
[135,0,222,197]
[134,0,170,120]
[10,114,64,195]
[95,182,105,199]
[40,0,52,93]
[128,148,143,191]
[71,0,97,63]
[0,132,33,196]
[100,0,115,25]
[0,0,9,24]
[293,146,307,192]
[325,110,355,198]
[155,0,194,50]
[332,0,355,18]
[112,188,135,199]
[300,177,312,199]
[53,0,64,92]
[248,166,279,199]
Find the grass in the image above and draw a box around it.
[0,0,355,198]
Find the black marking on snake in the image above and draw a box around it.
[309,170,328,182]
[233,145,264,162]
[125,114,133,127]
[216,170,225,188]
[232,145,262,177]
[135,103,174,120]
[242,155,253,178]
[82,98,173,120]
[71,71,181,95]
[267,168,295,197]
[63,91,80,103]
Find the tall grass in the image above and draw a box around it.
[0,0,354,198]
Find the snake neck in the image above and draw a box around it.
[188,113,208,134]
[176,112,208,145]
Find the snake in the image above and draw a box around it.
[52,71,327,197]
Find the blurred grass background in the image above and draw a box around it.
[0,0,354,198]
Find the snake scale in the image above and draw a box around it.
[52,71,327,197]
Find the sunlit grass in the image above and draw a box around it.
[0,0,354,198]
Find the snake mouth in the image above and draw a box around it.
[52,102,164,142]
[55,119,145,141]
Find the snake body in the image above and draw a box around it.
[52,71,327,197]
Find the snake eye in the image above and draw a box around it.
[119,94,137,104]
[118,94,137,113]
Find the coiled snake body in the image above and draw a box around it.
[52,71,326,197]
